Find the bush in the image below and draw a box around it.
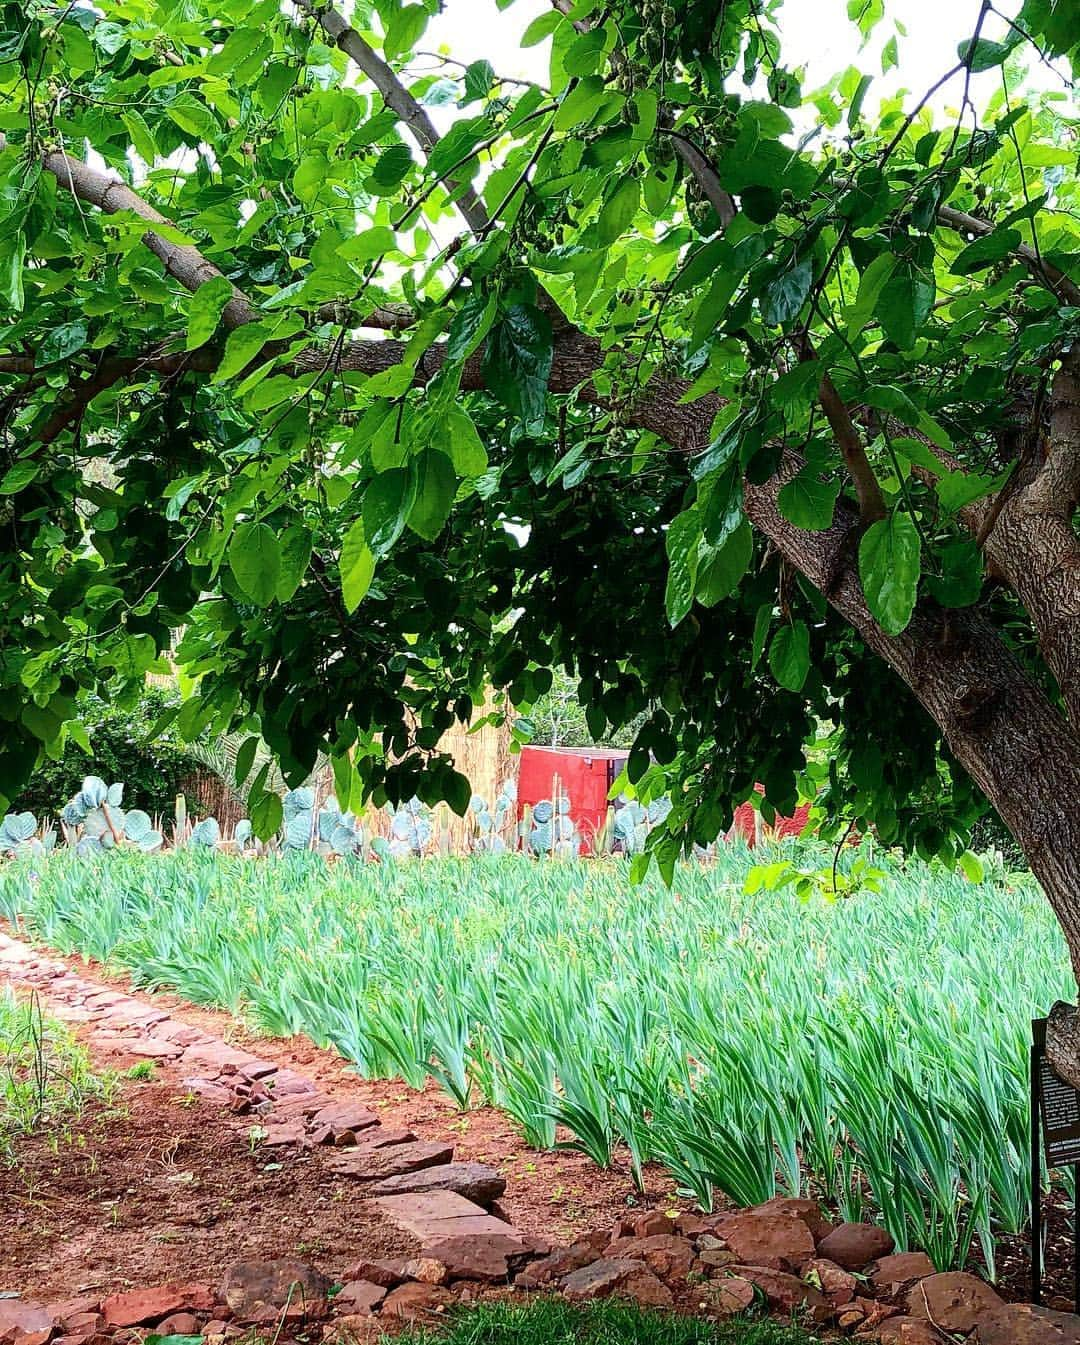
[13,685,199,819]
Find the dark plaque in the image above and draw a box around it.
[1031,1015,1080,1306]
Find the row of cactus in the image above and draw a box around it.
[282,788,367,857]
[0,774,681,863]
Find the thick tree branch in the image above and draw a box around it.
[41,152,259,331]
[294,0,490,235]
[937,204,1080,307]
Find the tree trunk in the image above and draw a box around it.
[745,459,1080,1085]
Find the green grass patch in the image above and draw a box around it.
[390,1299,823,1344]
[0,986,115,1160]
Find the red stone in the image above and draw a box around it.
[261,1122,306,1147]
[420,1234,538,1283]
[874,1319,940,1344]
[630,1211,673,1238]
[44,1300,99,1327]
[621,1270,673,1309]
[373,1190,529,1245]
[711,1276,755,1316]
[515,1242,602,1290]
[309,1101,379,1135]
[331,1283,386,1316]
[745,1196,835,1243]
[379,1285,453,1322]
[322,1314,382,1342]
[340,1261,408,1290]
[905,1272,1003,1333]
[562,1259,647,1301]
[714,1213,815,1270]
[975,1303,1080,1344]
[325,1141,454,1181]
[154,1313,200,1336]
[369,1162,506,1207]
[56,1316,102,1338]
[222,1261,330,1322]
[816,1221,894,1270]
[803,1257,857,1306]
[604,1234,694,1281]
[870,1251,937,1293]
[727,1266,830,1321]
[101,1285,214,1328]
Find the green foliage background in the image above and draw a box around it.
[13,686,199,819]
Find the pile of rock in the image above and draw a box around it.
[6,1200,1080,1344]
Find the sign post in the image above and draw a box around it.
[1031,1016,1080,1307]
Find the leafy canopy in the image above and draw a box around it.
[0,0,1078,870]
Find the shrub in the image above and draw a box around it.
[13,685,199,819]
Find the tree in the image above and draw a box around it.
[2,2,1080,1062]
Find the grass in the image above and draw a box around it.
[389,1300,824,1344]
[0,843,1065,1273]
[0,985,114,1160]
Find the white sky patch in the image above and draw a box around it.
[426,0,1058,118]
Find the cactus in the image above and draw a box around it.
[189,817,221,848]
[0,811,47,859]
[282,787,316,850]
[60,776,162,855]
[387,798,432,857]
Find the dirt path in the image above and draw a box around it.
[0,929,680,1302]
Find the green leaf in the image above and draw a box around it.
[958,34,1021,72]
[877,260,934,350]
[926,539,983,608]
[337,226,396,265]
[234,735,258,789]
[464,59,495,102]
[859,511,921,635]
[250,788,283,841]
[777,472,841,530]
[370,144,414,194]
[521,10,563,45]
[950,229,1022,276]
[447,288,496,363]
[0,461,40,495]
[696,520,753,606]
[769,621,811,692]
[958,850,985,883]
[186,275,234,350]
[482,304,553,434]
[276,524,312,601]
[751,602,773,670]
[363,468,415,556]
[665,508,701,628]
[212,322,272,383]
[596,176,639,247]
[384,4,428,60]
[445,408,488,476]
[407,448,456,541]
[39,321,87,365]
[228,521,281,606]
[0,232,25,311]
[340,517,376,613]
[763,257,813,326]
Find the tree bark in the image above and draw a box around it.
[744,457,1080,1086]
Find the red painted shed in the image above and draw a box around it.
[517,745,628,852]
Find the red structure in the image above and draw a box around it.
[730,785,812,846]
[517,745,629,852]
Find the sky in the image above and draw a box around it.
[425,0,1061,119]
